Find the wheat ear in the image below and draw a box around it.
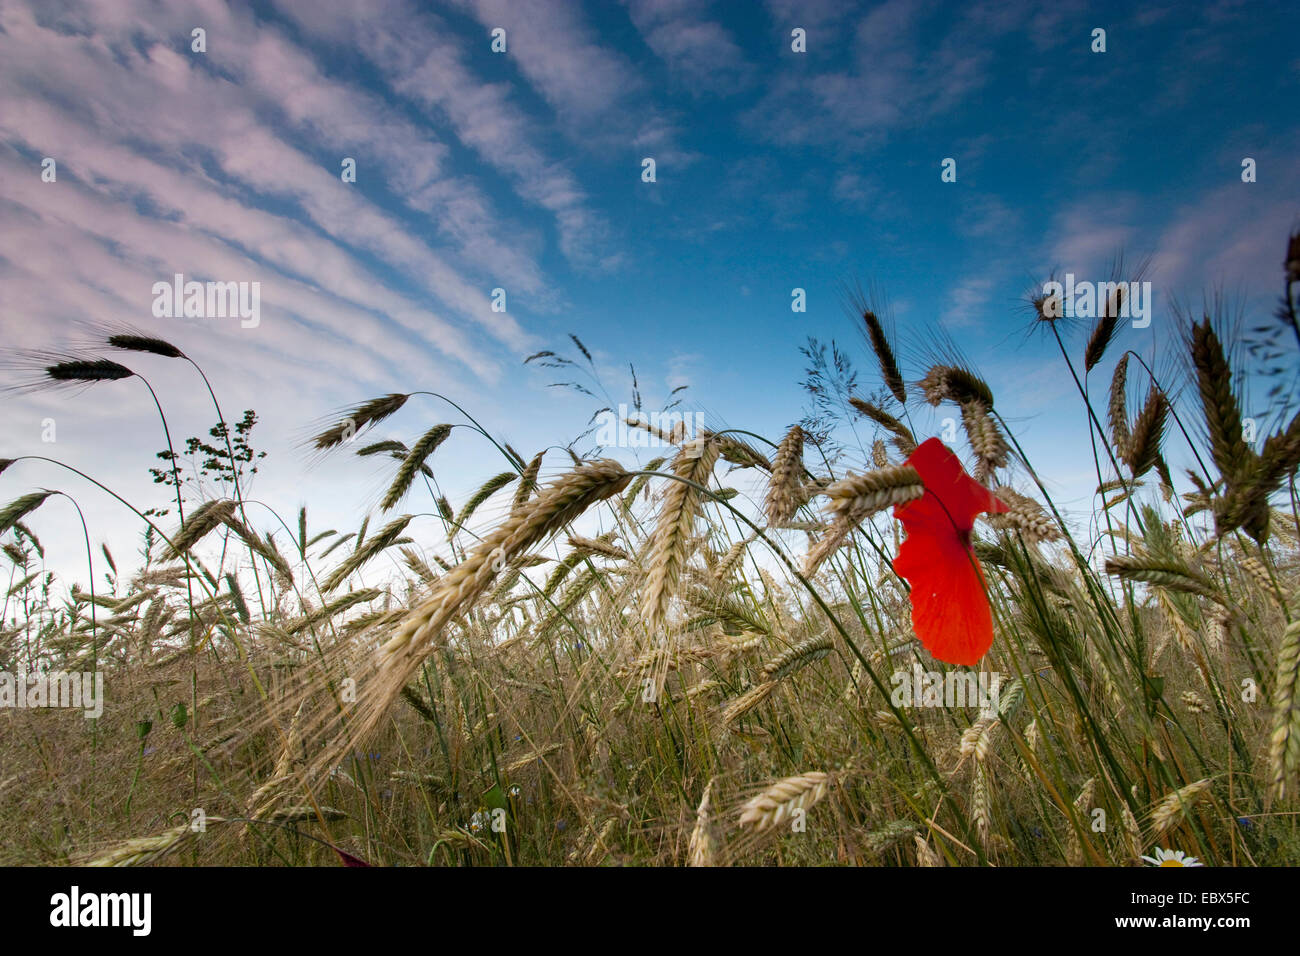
[764,425,806,527]
[688,778,717,866]
[1268,620,1300,801]
[1108,353,1131,458]
[738,771,831,831]
[317,460,631,780]
[1147,778,1213,837]
[642,436,721,634]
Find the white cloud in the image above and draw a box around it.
[625,0,751,94]
[279,0,621,272]
[941,275,997,329]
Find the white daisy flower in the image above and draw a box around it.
[1141,847,1204,867]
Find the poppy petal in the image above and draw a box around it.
[891,438,1007,666]
[896,438,1008,534]
[894,528,996,665]
[333,846,372,867]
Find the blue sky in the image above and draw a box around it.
[1,0,1298,582]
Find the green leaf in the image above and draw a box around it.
[1142,673,1165,717]
[481,783,508,813]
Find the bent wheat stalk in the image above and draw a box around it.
[308,460,631,784]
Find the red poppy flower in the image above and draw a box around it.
[892,438,1009,666]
